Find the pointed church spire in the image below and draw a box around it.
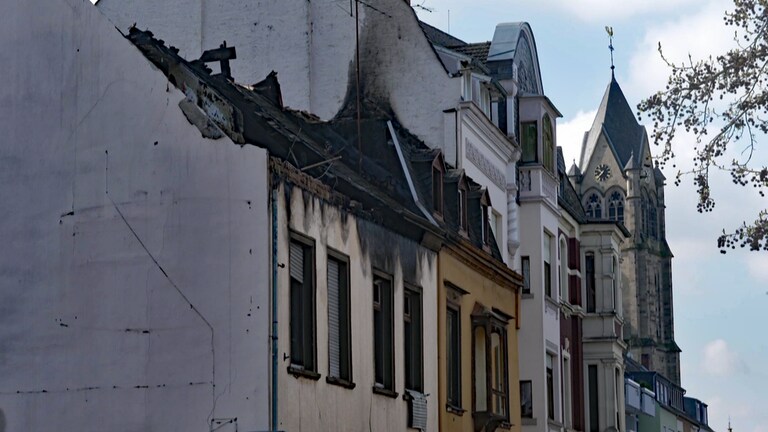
[605,26,615,78]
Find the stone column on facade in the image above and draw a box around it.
[506,159,521,265]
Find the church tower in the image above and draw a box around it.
[571,76,681,384]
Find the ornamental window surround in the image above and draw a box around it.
[471,303,511,430]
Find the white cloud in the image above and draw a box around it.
[557,109,596,168]
[701,339,748,377]
[626,0,735,101]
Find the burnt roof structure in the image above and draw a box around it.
[127,27,506,263]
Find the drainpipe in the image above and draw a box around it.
[271,187,279,431]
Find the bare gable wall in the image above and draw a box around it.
[0,0,270,430]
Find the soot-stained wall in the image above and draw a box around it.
[276,180,439,432]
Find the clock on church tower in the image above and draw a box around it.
[594,164,611,182]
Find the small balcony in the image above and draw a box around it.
[518,166,558,208]
[625,379,641,412]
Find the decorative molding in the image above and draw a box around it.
[465,140,506,189]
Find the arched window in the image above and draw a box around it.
[585,193,602,219]
[608,191,624,224]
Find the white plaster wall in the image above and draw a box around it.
[518,199,562,430]
[276,186,439,432]
[0,1,270,430]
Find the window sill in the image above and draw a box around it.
[544,295,559,308]
[446,404,466,416]
[547,418,564,428]
[521,417,537,425]
[326,376,356,389]
[287,365,321,380]
[372,386,398,398]
[522,292,533,299]
[402,389,425,401]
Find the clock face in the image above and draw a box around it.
[594,164,612,182]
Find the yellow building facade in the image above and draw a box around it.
[438,241,523,432]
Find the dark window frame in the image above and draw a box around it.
[542,114,554,173]
[546,353,555,421]
[326,250,354,388]
[373,271,396,396]
[586,253,596,313]
[458,183,468,233]
[544,232,553,298]
[480,190,492,248]
[446,301,462,411]
[520,380,533,418]
[288,233,319,379]
[588,365,599,432]
[404,285,424,393]
[520,121,538,164]
[521,256,531,295]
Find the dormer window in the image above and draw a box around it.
[480,190,491,247]
[432,157,444,215]
[459,183,468,233]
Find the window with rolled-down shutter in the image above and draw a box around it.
[328,258,341,378]
[289,238,315,373]
[290,242,304,282]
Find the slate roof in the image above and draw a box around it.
[487,22,528,63]
[419,21,466,48]
[579,77,646,170]
[557,148,588,223]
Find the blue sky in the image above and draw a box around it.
[418,1,767,431]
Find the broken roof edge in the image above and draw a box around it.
[125,27,435,237]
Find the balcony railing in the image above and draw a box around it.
[519,166,558,208]
[641,388,656,417]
